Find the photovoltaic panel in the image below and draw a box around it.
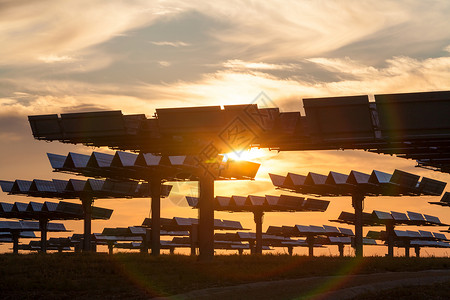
[406,230,422,238]
[247,195,265,206]
[418,230,434,239]
[346,170,370,185]
[338,227,354,236]
[326,171,348,185]
[369,170,392,184]
[112,151,138,167]
[285,172,306,187]
[407,211,426,222]
[13,202,28,212]
[373,210,393,220]
[433,232,447,240]
[391,211,408,221]
[216,196,231,207]
[0,180,14,193]
[305,172,327,185]
[0,202,13,212]
[418,177,446,195]
[268,173,286,188]
[47,153,66,169]
[88,152,114,168]
[65,152,90,169]
[390,169,420,189]
[423,214,442,225]
[441,192,450,203]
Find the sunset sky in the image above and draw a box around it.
[1,1,450,256]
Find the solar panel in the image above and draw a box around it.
[390,169,420,189]
[407,211,426,222]
[391,211,408,221]
[418,177,446,195]
[47,153,66,169]
[0,202,13,213]
[433,232,447,240]
[406,230,422,238]
[295,225,313,233]
[375,91,450,139]
[323,225,340,234]
[89,152,114,168]
[268,173,286,187]
[373,210,393,220]
[285,172,307,187]
[265,195,279,206]
[369,170,392,184]
[60,111,126,138]
[305,172,327,185]
[440,192,450,203]
[13,202,28,212]
[52,180,68,193]
[394,230,409,238]
[303,198,329,211]
[231,196,247,206]
[11,180,33,193]
[186,196,198,207]
[418,230,434,238]
[27,202,44,212]
[338,227,354,236]
[346,170,370,185]
[216,196,231,207]
[247,195,265,206]
[423,214,442,225]
[303,95,374,142]
[326,171,348,185]
[0,180,14,193]
[65,152,90,169]
[112,151,138,167]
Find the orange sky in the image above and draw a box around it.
[1,1,450,256]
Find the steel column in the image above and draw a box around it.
[386,222,395,257]
[39,218,48,254]
[81,196,94,252]
[150,179,161,256]
[352,193,365,258]
[198,176,215,261]
[254,210,264,255]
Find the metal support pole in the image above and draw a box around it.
[352,193,365,258]
[39,218,48,254]
[12,231,19,254]
[288,246,293,256]
[386,222,395,258]
[198,176,215,261]
[190,224,199,256]
[404,242,410,257]
[338,244,345,257]
[107,241,114,255]
[81,196,94,252]
[306,235,314,257]
[249,240,255,254]
[253,210,264,255]
[415,246,420,257]
[150,179,161,256]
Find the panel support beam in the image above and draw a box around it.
[386,222,395,257]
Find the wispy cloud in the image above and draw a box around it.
[151,41,190,47]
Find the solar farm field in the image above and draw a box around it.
[1,253,449,299]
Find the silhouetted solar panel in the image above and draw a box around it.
[375,91,450,140]
[303,95,375,142]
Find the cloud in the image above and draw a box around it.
[151,41,190,47]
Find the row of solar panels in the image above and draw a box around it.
[0,220,67,232]
[48,151,260,181]
[0,201,112,220]
[270,169,446,197]
[27,91,450,174]
[332,210,446,227]
[367,229,448,241]
[141,217,247,231]
[28,91,450,149]
[185,195,329,212]
[0,178,165,199]
[266,224,354,237]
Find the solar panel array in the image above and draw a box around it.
[185,195,329,212]
[28,91,450,174]
[48,151,260,181]
[332,210,447,227]
[0,200,112,220]
[269,169,446,197]
[0,178,156,199]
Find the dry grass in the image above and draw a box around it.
[0,253,449,299]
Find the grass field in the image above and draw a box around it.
[1,253,449,299]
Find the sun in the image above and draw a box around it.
[222,147,269,162]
